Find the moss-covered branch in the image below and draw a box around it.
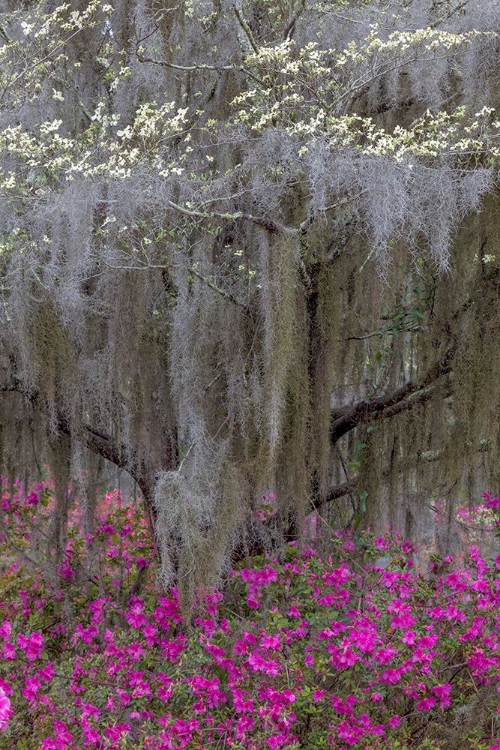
[330,348,455,444]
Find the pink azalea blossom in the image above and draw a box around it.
[482,492,500,510]
[17,631,44,661]
[417,696,437,711]
[0,686,11,730]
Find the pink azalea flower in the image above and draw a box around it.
[125,601,148,629]
[17,631,44,661]
[236,714,254,739]
[0,687,11,730]
[417,696,437,711]
[105,723,131,742]
[388,715,401,728]
[260,633,281,651]
[482,492,500,510]
[36,662,55,684]
[22,676,41,702]
[402,630,416,646]
[1,642,15,660]
[127,642,146,661]
[432,683,452,708]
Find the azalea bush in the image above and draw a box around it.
[0,484,499,749]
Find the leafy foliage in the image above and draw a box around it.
[0,483,499,748]
[1,0,500,600]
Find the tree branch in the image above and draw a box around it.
[166,199,286,234]
[311,478,358,511]
[330,346,455,444]
[136,54,234,73]
[60,418,156,503]
[232,6,259,54]
[0,375,157,504]
[283,0,306,41]
[189,266,246,308]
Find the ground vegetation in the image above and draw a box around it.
[0,1,500,598]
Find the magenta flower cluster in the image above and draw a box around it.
[0,483,499,748]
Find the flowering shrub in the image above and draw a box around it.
[0,686,11,731]
[0,484,499,748]
[454,493,499,560]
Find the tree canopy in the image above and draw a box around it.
[1,0,500,602]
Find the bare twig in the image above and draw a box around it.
[190,266,245,308]
[166,199,287,234]
[232,6,259,54]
